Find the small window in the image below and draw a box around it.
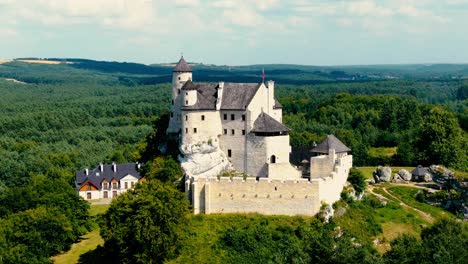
[228,149,232,157]
[223,129,227,135]
[87,192,92,200]
[171,100,174,105]
[185,128,188,133]
[113,182,118,189]
[231,114,235,120]
[131,182,135,188]
[178,77,181,80]
[201,115,205,121]
[231,129,235,135]
[185,100,188,104]
[178,89,180,94]
[124,182,128,189]
[242,114,246,121]
[170,112,173,118]
[242,130,246,135]
[186,92,188,96]
[194,128,197,133]
[185,115,188,121]
[223,114,227,120]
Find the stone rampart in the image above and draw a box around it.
[189,177,321,216]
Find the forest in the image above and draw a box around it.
[0,60,466,263]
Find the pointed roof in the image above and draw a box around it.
[310,134,350,154]
[173,56,192,72]
[411,165,428,176]
[251,112,291,133]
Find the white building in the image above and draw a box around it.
[167,56,300,180]
[75,163,142,200]
[167,56,353,216]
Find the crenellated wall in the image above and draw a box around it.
[189,176,321,216]
[186,151,352,217]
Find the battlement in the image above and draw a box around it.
[188,175,320,216]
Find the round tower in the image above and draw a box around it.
[172,56,192,100]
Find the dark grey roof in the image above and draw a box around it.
[180,81,264,111]
[274,98,282,109]
[173,56,192,72]
[75,163,142,190]
[412,165,428,176]
[221,83,261,110]
[251,112,291,133]
[310,135,351,154]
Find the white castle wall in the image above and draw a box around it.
[190,177,321,216]
[182,110,221,144]
[310,151,353,205]
[219,110,248,172]
[168,71,192,134]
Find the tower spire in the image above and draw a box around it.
[262,68,265,83]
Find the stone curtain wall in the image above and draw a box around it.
[190,177,321,216]
[314,155,353,205]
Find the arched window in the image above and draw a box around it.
[271,155,276,164]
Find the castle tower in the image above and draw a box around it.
[167,56,192,134]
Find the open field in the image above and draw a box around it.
[16,59,73,64]
[51,229,103,264]
[51,204,109,263]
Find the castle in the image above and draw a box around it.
[168,57,352,216]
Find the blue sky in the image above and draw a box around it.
[1,0,467,65]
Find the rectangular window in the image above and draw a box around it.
[223,114,227,120]
[131,182,135,188]
[185,115,188,121]
[103,183,108,189]
[185,100,188,104]
[201,115,205,121]
[124,182,128,189]
[185,128,188,133]
[231,129,235,135]
[228,149,232,157]
[223,129,227,135]
[231,114,235,120]
[242,130,246,135]
[113,182,118,189]
[87,192,92,200]
[242,114,246,121]
[170,112,173,118]
[194,128,197,133]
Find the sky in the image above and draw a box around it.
[1,0,468,66]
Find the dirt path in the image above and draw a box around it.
[368,185,435,223]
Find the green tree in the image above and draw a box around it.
[348,168,367,194]
[415,106,467,171]
[100,180,190,263]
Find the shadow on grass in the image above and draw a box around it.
[78,246,116,264]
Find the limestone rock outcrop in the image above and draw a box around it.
[179,138,232,179]
[373,166,392,183]
[398,169,412,181]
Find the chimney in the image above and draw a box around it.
[267,80,275,113]
[112,162,117,172]
[216,82,224,110]
[85,168,89,176]
[100,163,104,172]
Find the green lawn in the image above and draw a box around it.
[51,204,109,263]
[89,204,110,216]
[51,229,103,264]
[369,147,397,158]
